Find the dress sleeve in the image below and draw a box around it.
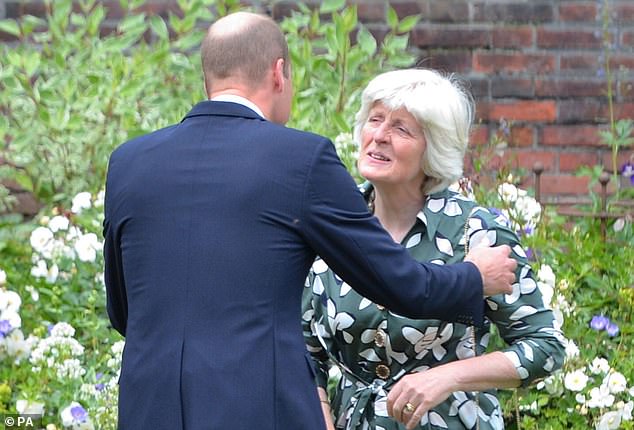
[300,139,485,326]
[302,265,331,389]
[472,211,566,386]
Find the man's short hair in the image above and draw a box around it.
[202,12,289,90]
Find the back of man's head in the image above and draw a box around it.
[202,12,289,93]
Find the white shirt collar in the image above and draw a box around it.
[210,94,266,119]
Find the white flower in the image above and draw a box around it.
[1,309,21,329]
[590,357,611,375]
[537,264,556,288]
[564,339,580,361]
[564,369,589,392]
[575,393,586,404]
[16,399,45,415]
[48,215,70,232]
[498,183,519,203]
[2,290,21,313]
[30,226,54,254]
[30,260,59,284]
[71,192,92,214]
[588,385,615,408]
[111,340,125,356]
[596,410,621,430]
[0,269,6,285]
[25,285,39,302]
[5,329,31,361]
[51,322,76,338]
[94,190,105,208]
[605,371,628,394]
[621,401,633,420]
[74,233,102,263]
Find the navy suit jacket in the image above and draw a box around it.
[103,101,484,430]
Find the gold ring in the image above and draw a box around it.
[404,402,415,413]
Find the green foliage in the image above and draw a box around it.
[0,0,216,209]
[282,4,419,177]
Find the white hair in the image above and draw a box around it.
[353,68,474,196]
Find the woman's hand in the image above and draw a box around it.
[386,366,456,430]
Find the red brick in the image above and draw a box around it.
[271,1,302,19]
[537,28,603,49]
[429,1,469,23]
[559,2,598,22]
[5,1,48,19]
[473,52,555,74]
[491,78,534,98]
[609,55,634,72]
[542,125,604,147]
[619,81,634,100]
[470,125,489,146]
[614,3,634,23]
[418,50,472,73]
[535,79,608,98]
[601,150,634,172]
[560,53,603,71]
[540,174,591,196]
[411,27,489,48]
[473,2,554,23]
[510,125,535,147]
[491,26,533,49]
[614,103,634,119]
[137,2,181,17]
[558,100,605,123]
[623,31,634,47]
[467,77,489,98]
[560,152,599,172]
[503,150,556,172]
[480,101,557,122]
[353,1,386,23]
[391,1,424,19]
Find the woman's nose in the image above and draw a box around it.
[373,122,390,143]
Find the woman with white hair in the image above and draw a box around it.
[302,69,565,430]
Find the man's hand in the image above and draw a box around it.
[464,239,516,296]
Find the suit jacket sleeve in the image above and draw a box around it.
[301,139,484,326]
[103,159,128,336]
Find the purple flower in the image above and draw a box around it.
[590,315,610,330]
[70,405,88,422]
[606,322,620,337]
[95,383,105,392]
[525,247,535,261]
[95,372,103,380]
[0,320,11,337]
[621,162,634,185]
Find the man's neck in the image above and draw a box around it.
[210,93,266,119]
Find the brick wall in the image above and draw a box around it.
[2,0,634,205]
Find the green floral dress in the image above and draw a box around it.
[302,188,566,430]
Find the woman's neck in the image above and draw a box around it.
[373,184,425,243]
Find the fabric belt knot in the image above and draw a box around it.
[343,377,390,430]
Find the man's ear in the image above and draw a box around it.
[272,58,286,93]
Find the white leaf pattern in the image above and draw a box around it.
[513,244,527,258]
[312,276,324,295]
[359,348,380,361]
[510,305,538,320]
[435,236,454,256]
[405,233,422,248]
[358,298,372,310]
[428,198,445,213]
[430,411,449,428]
[443,200,463,216]
[340,282,351,296]
[312,259,328,274]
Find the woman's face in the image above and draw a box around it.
[357,101,427,189]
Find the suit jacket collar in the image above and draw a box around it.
[182,100,266,122]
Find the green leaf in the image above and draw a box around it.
[320,0,345,14]
[397,15,420,33]
[118,13,147,33]
[386,7,399,30]
[150,15,169,40]
[356,26,376,56]
[0,19,21,38]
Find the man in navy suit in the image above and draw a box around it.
[103,11,516,430]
